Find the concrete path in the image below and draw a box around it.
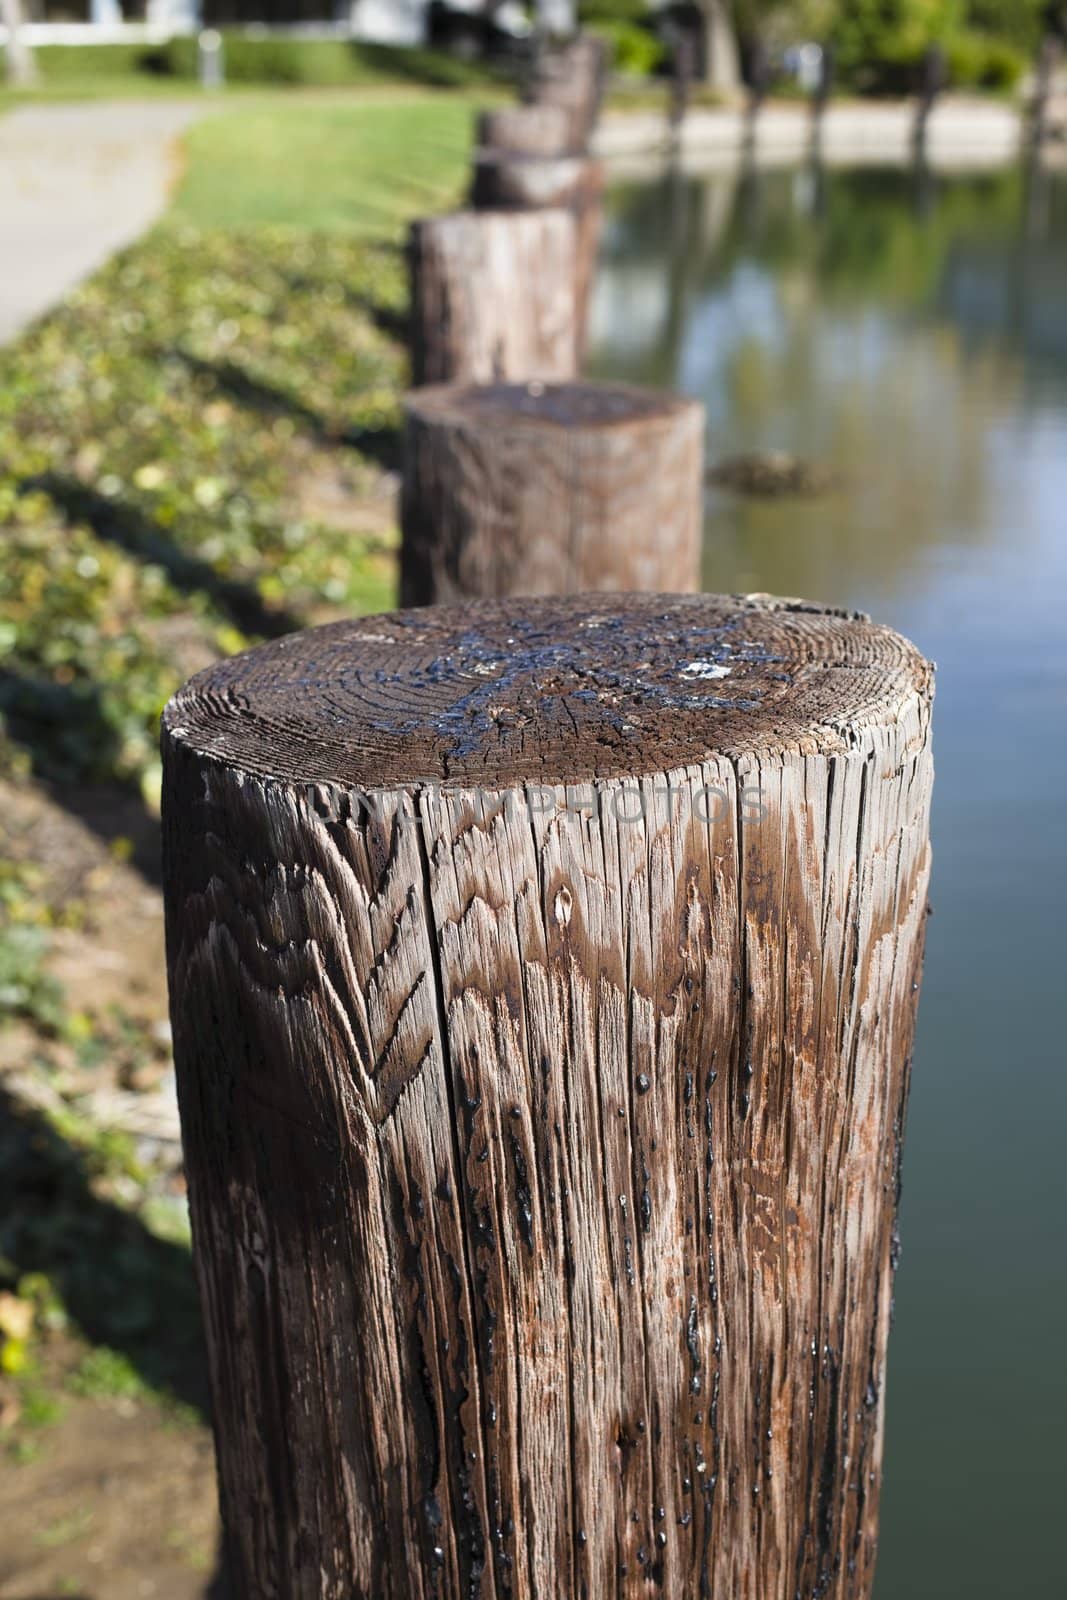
[595,94,1024,171]
[0,100,204,345]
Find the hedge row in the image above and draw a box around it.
[31,38,501,91]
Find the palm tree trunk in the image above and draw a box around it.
[701,0,741,94]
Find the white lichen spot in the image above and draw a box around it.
[681,660,732,680]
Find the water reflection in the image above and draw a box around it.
[589,161,1066,606]
[588,158,1067,1600]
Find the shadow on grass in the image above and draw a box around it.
[23,474,302,641]
[280,270,411,345]
[0,1082,209,1417]
[0,1083,240,1595]
[170,350,403,474]
[0,668,162,885]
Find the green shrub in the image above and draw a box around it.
[144,34,496,89]
[33,43,163,81]
[832,0,961,93]
[963,0,1045,53]
[588,19,665,77]
[947,31,1027,91]
[32,35,498,92]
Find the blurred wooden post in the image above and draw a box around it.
[524,32,608,153]
[476,103,574,157]
[400,380,704,604]
[1032,34,1062,146]
[669,30,696,135]
[744,36,770,155]
[915,44,946,157]
[409,209,578,385]
[812,40,835,151]
[162,591,934,1600]
[469,151,605,356]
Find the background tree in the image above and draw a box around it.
[963,0,1044,48]
[1,0,36,88]
[829,0,962,88]
[699,0,744,91]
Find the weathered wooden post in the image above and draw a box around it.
[400,381,704,604]
[669,29,696,136]
[524,32,608,153]
[1032,33,1063,147]
[469,149,603,213]
[163,590,933,1600]
[915,44,946,159]
[468,151,605,356]
[409,208,578,385]
[476,103,574,158]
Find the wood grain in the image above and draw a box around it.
[409,210,578,387]
[162,592,934,1600]
[400,384,705,605]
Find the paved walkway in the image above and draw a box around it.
[0,100,204,345]
[595,94,1024,169]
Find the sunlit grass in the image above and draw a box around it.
[172,91,483,237]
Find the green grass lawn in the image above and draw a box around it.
[173,91,482,236]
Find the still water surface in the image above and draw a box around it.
[588,159,1067,1599]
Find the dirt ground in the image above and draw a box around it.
[0,1341,221,1600]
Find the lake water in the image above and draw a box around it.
[588,157,1067,1599]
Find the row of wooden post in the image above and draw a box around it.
[161,32,935,1600]
[405,32,704,604]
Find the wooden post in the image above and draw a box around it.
[669,30,696,134]
[409,209,578,386]
[163,590,933,1600]
[469,152,605,357]
[400,381,704,604]
[914,44,946,158]
[476,103,574,158]
[1032,34,1062,146]
[470,150,603,213]
[524,32,608,153]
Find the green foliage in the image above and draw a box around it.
[962,0,1046,51]
[831,0,962,90]
[66,1345,149,1401]
[947,29,1026,89]
[25,38,499,94]
[146,34,498,89]
[587,18,666,75]
[0,864,66,1034]
[0,222,413,793]
[30,43,164,82]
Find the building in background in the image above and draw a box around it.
[3,0,549,45]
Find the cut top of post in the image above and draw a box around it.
[163,594,932,792]
[406,380,692,432]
